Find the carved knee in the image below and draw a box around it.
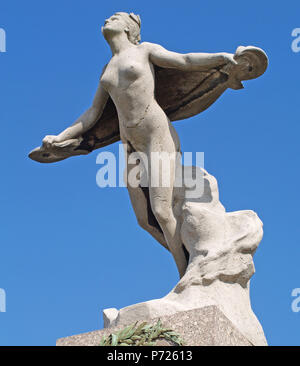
[151,204,171,225]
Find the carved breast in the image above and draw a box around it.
[100,65,118,92]
[101,60,144,92]
[119,62,143,82]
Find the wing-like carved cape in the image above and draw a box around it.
[29,46,268,163]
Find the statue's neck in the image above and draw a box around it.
[107,34,134,56]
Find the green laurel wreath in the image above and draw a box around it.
[99,319,185,346]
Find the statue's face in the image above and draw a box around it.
[101,13,128,38]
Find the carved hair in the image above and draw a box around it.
[116,12,141,45]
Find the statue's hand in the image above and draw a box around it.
[219,53,238,75]
[42,135,59,149]
[221,52,238,67]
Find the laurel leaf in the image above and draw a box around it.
[111,333,118,346]
[98,319,185,346]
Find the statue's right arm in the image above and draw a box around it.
[43,68,109,146]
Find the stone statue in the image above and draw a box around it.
[29,12,268,345]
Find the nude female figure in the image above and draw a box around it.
[42,12,237,278]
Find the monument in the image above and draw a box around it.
[29,12,268,346]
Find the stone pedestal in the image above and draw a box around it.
[56,306,253,346]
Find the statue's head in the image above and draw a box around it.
[101,12,141,45]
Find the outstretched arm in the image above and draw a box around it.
[43,68,109,147]
[146,42,237,71]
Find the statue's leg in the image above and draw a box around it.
[121,118,188,277]
[146,139,188,278]
[126,185,169,250]
[123,141,169,251]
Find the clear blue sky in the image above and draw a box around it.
[0,0,299,346]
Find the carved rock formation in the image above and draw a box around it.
[103,169,267,346]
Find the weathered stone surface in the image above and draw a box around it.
[57,167,267,347]
[104,169,267,346]
[29,39,268,166]
[29,12,268,347]
[56,306,252,346]
[103,308,119,329]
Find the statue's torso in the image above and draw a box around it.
[100,43,171,148]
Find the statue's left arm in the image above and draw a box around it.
[145,42,237,71]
